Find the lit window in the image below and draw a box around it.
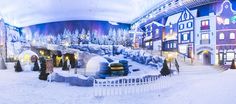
[183,34,188,41]
[217,17,223,24]
[224,18,230,25]
[170,29,173,34]
[170,24,173,28]
[201,33,209,40]
[227,52,234,61]
[170,43,172,48]
[156,29,159,34]
[201,21,205,26]
[173,43,176,48]
[230,33,235,39]
[187,22,192,28]
[219,33,224,40]
[205,21,209,26]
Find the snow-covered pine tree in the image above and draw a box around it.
[39,57,49,80]
[33,59,40,71]
[160,59,171,76]
[15,60,23,72]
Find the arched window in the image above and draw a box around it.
[230,32,235,39]
[219,33,224,40]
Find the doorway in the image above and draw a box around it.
[203,51,211,65]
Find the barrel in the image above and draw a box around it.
[119,60,129,76]
[110,63,124,76]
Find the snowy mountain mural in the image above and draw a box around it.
[21,20,130,46]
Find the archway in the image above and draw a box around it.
[202,51,211,65]
[197,50,212,65]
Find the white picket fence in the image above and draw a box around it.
[93,74,176,96]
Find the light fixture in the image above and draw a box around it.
[108,21,118,25]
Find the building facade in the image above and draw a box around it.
[216,0,236,65]
[177,9,197,58]
[162,13,181,52]
[195,13,217,65]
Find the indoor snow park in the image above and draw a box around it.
[1,0,236,104]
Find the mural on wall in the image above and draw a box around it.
[21,20,131,46]
[6,24,25,60]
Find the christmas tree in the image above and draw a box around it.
[160,59,171,76]
[230,59,236,69]
[33,59,40,71]
[39,57,49,80]
[15,60,23,72]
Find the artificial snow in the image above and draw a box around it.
[1,59,236,104]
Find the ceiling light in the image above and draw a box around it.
[108,21,118,25]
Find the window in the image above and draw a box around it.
[170,29,173,34]
[170,43,173,48]
[230,33,235,39]
[179,24,184,30]
[170,24,172,28]
[183,33,188,41]
[227,52,234,61]
[201,20,209,26]
[173,43,176,48]
[187,22,193,28]
[201,20,210,30]
[219,33,224,40]
[156,29,159,34]
[224,18,230,25]
[201,33,209,40]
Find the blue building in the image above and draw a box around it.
[177,9,197,58]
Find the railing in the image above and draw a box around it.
[93,74,175,96]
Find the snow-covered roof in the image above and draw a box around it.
[145,21,164,27]
[190,9,198,17]
[165,9,197,26]
[165,13,182,26]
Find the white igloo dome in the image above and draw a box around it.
[86,56,108,75]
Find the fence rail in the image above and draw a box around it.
[93,74,176,96]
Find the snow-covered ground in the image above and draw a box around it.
[1,60,236,104]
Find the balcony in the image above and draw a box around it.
[200,39,210,44]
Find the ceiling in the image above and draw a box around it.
[0,0,167,27]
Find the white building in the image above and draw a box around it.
[195,13,217,65]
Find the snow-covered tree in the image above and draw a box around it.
[39,57,49,80]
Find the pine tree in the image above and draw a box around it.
[33,59,40,71]
[62,60,68,70]
[160,59,171,76]
[230,59,236,69]
[39,57,49,80]
[15,60,23,72]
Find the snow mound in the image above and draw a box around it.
[86,56,108,75]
